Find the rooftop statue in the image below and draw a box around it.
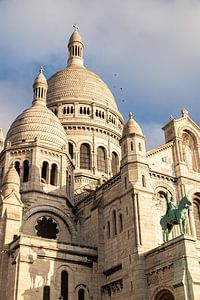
[160,192,192,242]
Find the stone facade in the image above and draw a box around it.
[0,29,200,300]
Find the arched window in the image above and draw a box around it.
[41,161,49,183]
[61,270,68,300]
[113,210,117,235]
[50,164,58,186]
[78,288,85,300]
[23,160,29,182]
[68,143,74,159]
[63,107,66,114]
[80,107,83,114]
[43,286,50,300]
[111,152,119,175]
[119,213,123,233]
[80,143,91,170]
[15,161,20,176]
[97,146,107,172]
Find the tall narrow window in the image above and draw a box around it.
[113,210,117,235]
[41,161,49,183]
[78,288,85,300]
[107,221,111,239]
[138,142,142,151]
[23,160,29,182]
[15,161,20,176]
[68,143,74,159]
[97,146,107,172]
[142,175,146,187]
[61,270,68,300]
[50,164,58,186]
[80,143,91,170]
[124,176,127,189]
[43,286,50,300]
[111,152,119,175]
[130,141,134,151]
[119,213,123,233]
[193,199,200,239]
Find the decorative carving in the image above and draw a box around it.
[35,217,59,239]
[182,132,197,171]
[146,263,174,286]
[102,279,123,296]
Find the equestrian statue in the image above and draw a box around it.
[160,192,192,242]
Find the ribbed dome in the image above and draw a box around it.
[47,65,118,111]
[122,112,143,137]
[6,105,68,149]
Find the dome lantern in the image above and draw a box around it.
[32,66,48,107]
[67,25,84,67]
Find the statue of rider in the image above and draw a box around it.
[165,192,177,221]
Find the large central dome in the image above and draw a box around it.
[47,65,118,111]
[45,28,124,195]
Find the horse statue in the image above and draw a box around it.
[160,192,192,242]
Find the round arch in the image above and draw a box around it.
[23,205,77,238]
[178,125,200,143]
[154,288,175,300]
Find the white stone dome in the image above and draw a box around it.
[6,105,68,149]
[6,69,68,150]
[122,112,143,137]
[47,65,118,111]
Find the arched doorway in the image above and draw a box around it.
[155,289,175,300]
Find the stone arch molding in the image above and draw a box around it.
[23,205,77,238]
[151,286,175,300]
[151,182,176,200]
[75,283,90,299]
[54,264,75,299]
[178,124,200,143]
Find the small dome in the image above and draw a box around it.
[6,105,68,149]
[68,29,83,45]
[122,112,143,137]
[3,164,20,187]
[6,69,68,150]
[33,66,47,86]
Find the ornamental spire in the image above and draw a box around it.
[67,25,84,67]
[32,67,48,106]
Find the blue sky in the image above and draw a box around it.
[0,0,200,149]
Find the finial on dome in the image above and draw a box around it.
[67,26,84,67]
[32,67,48,106]
[129,112,133,120]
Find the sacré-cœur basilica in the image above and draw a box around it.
[0,27,200,300]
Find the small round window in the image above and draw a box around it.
[35,216,59,239]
